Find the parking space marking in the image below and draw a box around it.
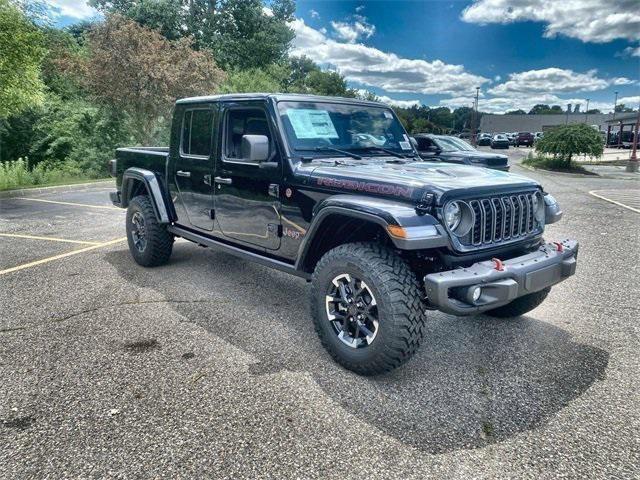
[0,237,126,276]
[12,197,123,211]
[589,190,640,213]
[0,233,102,245]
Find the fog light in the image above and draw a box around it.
[471,287,482,302]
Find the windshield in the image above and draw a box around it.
[433,136,475,152]
[277,101,412,156]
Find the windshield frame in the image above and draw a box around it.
[274,99,414,159]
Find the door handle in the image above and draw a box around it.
[176,170,191,178]
[214,176,232,185]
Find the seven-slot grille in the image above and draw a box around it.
[465,192,539,247]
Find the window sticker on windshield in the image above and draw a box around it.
[286,109,339,139]
[399,141,411,150]
[383,111,393,119]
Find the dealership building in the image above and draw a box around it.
[480,112,617,134]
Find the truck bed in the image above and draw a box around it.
[115,147,169,187]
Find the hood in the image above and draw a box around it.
[297,159,538,203]
[440,150,508,164]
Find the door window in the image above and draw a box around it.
[181,109,213,157]
[224,109,272,161]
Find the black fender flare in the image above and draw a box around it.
[121,167,173,223]
[294,195,450,270]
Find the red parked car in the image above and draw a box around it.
[515,132,535,147]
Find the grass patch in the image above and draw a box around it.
[0,158,104,191]
[522,154,597,175]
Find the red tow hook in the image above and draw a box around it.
[553,241,564,252]
[491,258,505,271]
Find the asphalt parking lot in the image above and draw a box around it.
[1,159,639,479]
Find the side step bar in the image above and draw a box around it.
[167,225,310,280]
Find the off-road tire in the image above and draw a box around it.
[126,195,173,267]
[310,242,427,375]
[485,287,551,318]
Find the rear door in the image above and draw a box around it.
[173,105,217,231]
[213,101,282,251]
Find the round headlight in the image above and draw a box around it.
[444,202,462,231]
[533,192,545,222]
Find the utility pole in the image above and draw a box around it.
[585,98,590,124]
[612,91,618,120]
[472,86,480,145]
[626,106,640,173]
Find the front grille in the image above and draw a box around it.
[460,192,541,249]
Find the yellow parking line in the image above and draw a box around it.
[12,197,122,211]
[0,237,127,276]
[0,233,102,245]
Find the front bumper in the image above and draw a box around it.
[424,239,578,315]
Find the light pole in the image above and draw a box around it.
[472,86,480,145]
[613,91,618,120]
[585,98,590,124]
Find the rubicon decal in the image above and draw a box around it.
[316,177,414,198]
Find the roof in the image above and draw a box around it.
[604,112,639,124]
[480,113,617,133]
[175,92,386,107]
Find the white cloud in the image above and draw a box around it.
[331,18,376,43]
[309,9,320,19]
[355,5,365,13]
[461,0,640,44]
[377,95,422,108]
[620,45,640,57]
[488,68,633,96]
[617,96,640,107]
[441,94,617,114]
[494,75,501,82]
[46,0,97,19]
[290,19,489,95]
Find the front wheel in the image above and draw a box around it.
[310,243,427,375]
[126,195,174,267]
[484,287,551,318]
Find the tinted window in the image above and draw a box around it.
[181,109,213,156]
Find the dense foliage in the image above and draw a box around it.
[0,0,485,190]
[534,124,604,166]
[0,0,46,117]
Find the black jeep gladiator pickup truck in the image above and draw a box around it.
[110,93,577,375]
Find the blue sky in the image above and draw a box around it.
[46,0,640,113]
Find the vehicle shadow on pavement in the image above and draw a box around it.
[105,245,609,455]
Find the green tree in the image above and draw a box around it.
[529,104,564,115]
[65,15,225,144]
[0,0,46,117]
[91,0,296,70]
[506,109,526,115]
[615,103,634,113]
[535,123,603,167]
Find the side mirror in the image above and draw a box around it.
[241,135,269,162]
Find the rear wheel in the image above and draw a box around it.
[485,287,551,318]
[126,195,173,267]
[310,242,427,375]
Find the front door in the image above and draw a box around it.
[174,106,217,231]
[213,103,281,250]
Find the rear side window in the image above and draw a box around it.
[181,109,213,157]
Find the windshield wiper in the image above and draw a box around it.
[355,146,410,159]
[313,146,362,160]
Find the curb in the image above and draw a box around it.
[516,164,596,178]
[0,180,113,199]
